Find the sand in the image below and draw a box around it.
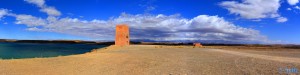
[1,45,300,75]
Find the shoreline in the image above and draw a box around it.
[0,43,109,60]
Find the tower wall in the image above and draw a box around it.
[115,24,130,46]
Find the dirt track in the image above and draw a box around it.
[0,45,300,75]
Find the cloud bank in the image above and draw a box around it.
[4,12,269,43]
[0,0,272,44]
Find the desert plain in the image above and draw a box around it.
[1,45,300,75]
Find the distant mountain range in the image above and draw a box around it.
[130,39,262,44]
[0,39,297,46]
[0,39,114,45]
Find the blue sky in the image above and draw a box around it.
[0,0,299,44]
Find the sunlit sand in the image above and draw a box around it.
[1,45,300,75]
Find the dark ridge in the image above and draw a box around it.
[0,39,114,45]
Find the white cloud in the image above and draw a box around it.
[145,6,156,13]
[24,0,61,16]
[287,0,299,5]
[140,0,156,13]
[24,0,45,7]
[220,0,287,22]
[40,7,61,16]
[276,17,288,22]
[26,27,42,31]
[295,6,300,9]
[0,9,8,20]
[13,14,47,26]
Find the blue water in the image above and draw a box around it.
[0,42,108,59]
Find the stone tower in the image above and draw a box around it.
[115,24,130,46]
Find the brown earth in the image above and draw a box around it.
[1,45,300,75]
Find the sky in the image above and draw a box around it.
[0,0,299,44]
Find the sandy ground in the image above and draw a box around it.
[1,45,300,75]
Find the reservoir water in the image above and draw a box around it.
[0,42,107,59]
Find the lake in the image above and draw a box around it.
[0,42,107,59]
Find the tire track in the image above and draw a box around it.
[210,49,300,64]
